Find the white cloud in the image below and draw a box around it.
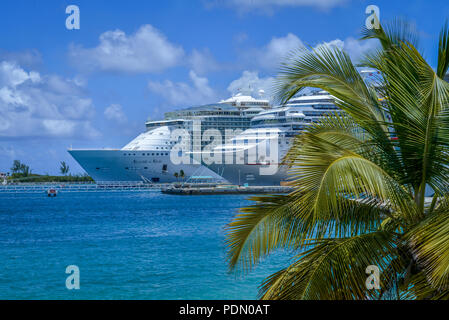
[188,48,220,75]
[70,24,185,73]
[252,33,304,70]
[318,37,379,63]
[207,0,349,12]
[104,104,127,124]
[0,61,41,87]
[0,61,98,138]
[339,37,379,63]
[148,70,218,106]
[228,37,377,102]
[227,70,275,99]
[243,33,378,71]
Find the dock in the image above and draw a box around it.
[161,185,293,195]
[0,181,165,194]
[0,181,293,195]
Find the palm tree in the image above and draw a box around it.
[10,160,31,177]
[174,172,179,181]
[20,164,31,177]
[10,160,21,174]
[226,21,449,300]
[60,161,70,175]
[179,169,185,181]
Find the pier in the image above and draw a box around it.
[0,181,293,195]
[161,185,293,195]
[0,181,165,194]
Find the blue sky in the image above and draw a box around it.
[0,0,448,174]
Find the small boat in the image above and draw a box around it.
[47,188,58,197]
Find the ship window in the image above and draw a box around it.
[162,164,168,171]
[152,153,155,156]
[144,167,148,169]
[125,167,129,170]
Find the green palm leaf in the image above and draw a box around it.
[226,19,449,300]
[260,232,400,300]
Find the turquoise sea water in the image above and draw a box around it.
[0,191,289,299]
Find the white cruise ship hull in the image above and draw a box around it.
[68,149,221,183]
[199,91,339,186]
[205,162,289,186]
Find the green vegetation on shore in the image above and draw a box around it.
[4,159,93,183]
[8,174,93,183]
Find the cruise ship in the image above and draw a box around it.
[68,92,271,183]
[197,91,340,186]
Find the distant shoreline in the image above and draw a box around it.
[5,174,94,183]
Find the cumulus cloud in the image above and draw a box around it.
[104,104,127,124]
[245,33,304,71]
[69,24,185,73]
[318,37,379,63]
[228,37,377,101]
[337,37,379,63]
[227,70,275,99]
[0,61,98,138]
[188,48,220,75]
[243,33,378,71]
[148,70,217,106]
[206,0,349,13]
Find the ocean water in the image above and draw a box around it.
[0,191,289,299]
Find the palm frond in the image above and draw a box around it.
[260,232,400,300]
[286,130,414,224]
[407,209,449,291]
[361,18,419,50]
[437,21,449,79]
[226,194,301,272]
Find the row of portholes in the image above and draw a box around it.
[123,153,169,156]
[124,166,151,170]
